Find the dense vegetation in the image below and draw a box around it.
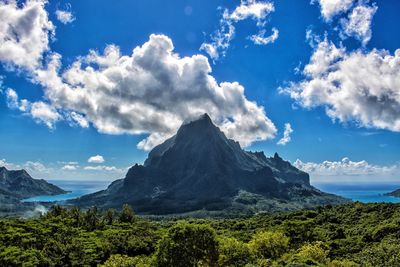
[1,202,400,266]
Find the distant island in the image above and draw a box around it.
[71,114,348,215]
[384,188,400,197]
[0,167,67,216]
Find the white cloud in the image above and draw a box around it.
[229,0,275,21]
[1,159,50,173]
[30,34,276,150]
[55,9,75,24]
[0,158,18,170]
[200,0,277,61]
[340,4,377,46]
[1,158,126,181]
[62,164,78,170]
[24,161,51,173]
[313,0,354,21]
[5,88,60,128]
[68,111,89,128]
[58,161,78,165]
[277,123,293,145]
[0,0,54,70]
[281,38,400,132]
[88,155,105,164]
[313,0,377,46]
[249,27,279,45]
[293,157,400,178]
[30,101,60,128]
[83,165,122,172]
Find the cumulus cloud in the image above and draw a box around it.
[277,123,293,145]
[88,155,105,164]
[55,9,75,24]
[281,37,400,132]
[0,0,54,70]
[313,0,354,21]
[5,88,60,128]
[30,101,61,128]
[29,34,276,150]
[200,0,277,61]
[340,4,377,46]
[294,157,400,183]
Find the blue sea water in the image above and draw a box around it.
[22,180,400,204]
[22,180,111,202]
[313,183,400,203]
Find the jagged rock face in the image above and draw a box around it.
[74,114,347,214]
[0,167,66,199]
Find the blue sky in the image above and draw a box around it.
[0,0,399,184]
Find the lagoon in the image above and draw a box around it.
[22,180,111,202]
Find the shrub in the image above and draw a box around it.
[100,254,152,267]
[296,241,329,264]
[155,222,219,267]
[218,236,252,266]
[248,231,289,260]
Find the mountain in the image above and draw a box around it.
[72,114,348,215]
[0,167,66,199]
[384,189,400,197]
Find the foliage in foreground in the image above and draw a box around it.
[1,202,400,266]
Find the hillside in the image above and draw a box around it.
[72,114,347,215]
[0,202,399,266]
[0,167,66,216]
[0,167,66,199]
[384,188,400,197]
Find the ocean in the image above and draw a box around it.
[22,180,111,202]
[313,183,400,203]
[23,180,400,204]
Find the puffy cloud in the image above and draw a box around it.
[0,0,54,70]
[5,88,60,128]
[30,101,60,128]
[294,157,399,178]
[200,0,277,61]
[313,0,354,21]
[31,34,276,150]
[229,0,275,21]
[281,38,400,132]
[277,123,293,145]
[340,4,377,46]
[55,9,74,24]
[88,155,105,164]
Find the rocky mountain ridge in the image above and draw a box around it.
[72,114,348,215]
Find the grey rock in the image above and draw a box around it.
[72,113,348,215]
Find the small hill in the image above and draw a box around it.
[384,188,400,197]
[0,167,66,199]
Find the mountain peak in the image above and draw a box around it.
[74,114,348,214]
[182,113,214,127]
